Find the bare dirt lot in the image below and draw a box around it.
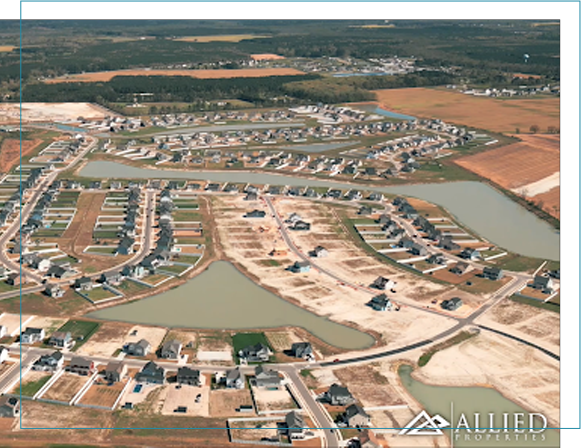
[455,139,560,190]
[251,53,286,61]
[41,372,90,402]
[373,87,560,133]
[78,377,128,408]
[0,103,107,124]
[532,186,560,219]
[45,68,305,83]
[209,388,254,417]
[414,331,559,427]
[161,382,210,417]
[76,321,135,357]
[0,138,43,173]
[252,386,297,412]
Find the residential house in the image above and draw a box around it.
[48,331,74,349]
[177,366,201,386]
[426,253,446,265]
[289,261,311,273]
[20,327,45,344]
[104,361,127,383]
[245,192,258,201]
[239,343,272,363]
[0,397,19,418]
[68,356,96,376]
[32,351,64,372]
[44,284,65,298]
[135,361,166,384]
[282,411,307,440]
[290,342,313,359]
[254,365,282,389]
[75,276,93,291]
[101,271,123,285]
[342,404,371,428]
[290,221,311,231]
[368,294,392,311]
[125,339,152,357]
[460,248,480,261]
[482,267,504,281]
[438,236,460,251]
[6,273,24,286]
[441,297,463,311]
[358,205,372,216]
[370,276,395,291]
[324,383,355,406]
[160,339,182,359]
[531,276,555,294]
[311,246,328,258]
[244,210,266,219]
[409,243,427,256]
[225,367,245,389]
[449,262,469,276]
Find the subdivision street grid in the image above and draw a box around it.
[0,89,560,446]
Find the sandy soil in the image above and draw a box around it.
[76,321,135,357]
[42,372,90,402]
[251,54,286,61]
[252,387,297,412]
[514,171,560,196]
[0,103,106,124]
[456,141,560,190]
[211,195,459,349]
[161,383,210,417]
[413,331,559,427]
[374,88,560,133]
[45,68,304,83]
[474,298,560,355]
[26,316,68,335]
[209,388,255,417]
[0,138,44,174]
[78,377,128,408]
[0,313,33,336]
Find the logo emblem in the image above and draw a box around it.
[399,410,451,436]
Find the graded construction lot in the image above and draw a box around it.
[475,297,560,356]
[161,381,210,417]
[252,386,298,412]
[209,388,255,417]
[45,67,305,83]
[41,372,91,403]
[0,102,107,124]
[212,195,459,348]
[413,331,559,428]
[374,87,560,133]
[78,376,129,409]
[75,321,135,357]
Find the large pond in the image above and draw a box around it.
[279,141,360,153]
[398,365,559,447]
[80,161,559,260]
[356,103,417,121]
[87,261,375,350]
[150,122,305,137]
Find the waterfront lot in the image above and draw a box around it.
[75,321,135,357]
[41,372,91,403]
[56,320,101,351]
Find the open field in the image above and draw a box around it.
[173,34,270,42]
[0,137,44,173]
[251,53,286,61]
[0,102,107,124]
[532,186,560,219]
[41,372,90,402]
[75,321,134,357]
[333,364,405,407]
[455,137,559,190]
[373,87,560,133]
[44,67,305,83]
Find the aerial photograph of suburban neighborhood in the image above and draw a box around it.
[0,16,563,448]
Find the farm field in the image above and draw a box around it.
[44,68,305,83]
[173,34,270,42]
[0,137,44,173]
[373,87,560,133]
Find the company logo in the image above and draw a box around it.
[399,410,450,435]
[399,409,548,443]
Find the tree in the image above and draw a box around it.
[530,125,540,134]
[547,126,557,134]
[515,128,520,134]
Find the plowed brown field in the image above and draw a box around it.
[45,67,304,83]
[0,138,43,173]
[373,87,560,133]
[532,186,560,219]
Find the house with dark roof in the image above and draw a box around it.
[68,356,96,376]
[290,221,311,231]
[323,384,355,406]
[48,331,74,349]
[244,210,266,219]
[531,276,555,293]
[239,343,272,363]
[32,351,63,372]
[20,327,45,344]
[289,261,311,273]
[482,267,504,281]
[370,276,395,291]
[104,361,127,383]
[290,342,313,359]
[225,367,245,389]
[75,276,93,291]
[460,248,480,261]
[368,294,392,311]
[177,366,201,386]
[136,361,165,384]
[281,411,307,440]
[449,262,469,276]
[0,396,19,418]
[438,236,460,251]
[342,404,371,427]
[441,297,463,311]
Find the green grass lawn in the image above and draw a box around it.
[116,279,151,295]
[82,287,119,301]
[92,231,120,239]
[19,375,52,397]
[157,264,191,276]
[85,246,118,255]
[493,253,546,273]
[56,319,100,351]
[141,273,172,286]
[173,254,201,265]
[172,210,202,222]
